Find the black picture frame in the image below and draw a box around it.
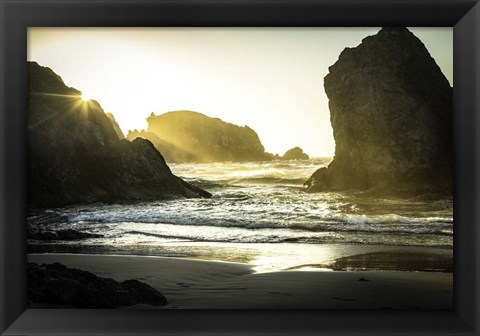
[1,0,479,335]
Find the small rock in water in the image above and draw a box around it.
[281,147,309,160]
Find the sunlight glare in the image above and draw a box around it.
[81,92,91,102]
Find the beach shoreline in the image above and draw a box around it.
[28,253,453,309]
[27,242,453,273]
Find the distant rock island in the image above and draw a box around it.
[128,111,272,163]
[28,62,211,207]
[305,27,453,195]
[281,147,309,160]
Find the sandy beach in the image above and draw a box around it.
[28,253,453,309]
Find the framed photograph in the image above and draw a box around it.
[1,0,479,335]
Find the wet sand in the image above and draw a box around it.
[28,253,453,309]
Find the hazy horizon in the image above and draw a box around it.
[28,27,453,157]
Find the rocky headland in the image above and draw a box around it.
[128,111,272,163]
[305,27,453,195]
[28,62,211,207]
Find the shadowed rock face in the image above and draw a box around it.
[305,27,453,195]
[126,130,197,163]
[105,113,125,139]
[28,62,211,207]
[132,111,271,163]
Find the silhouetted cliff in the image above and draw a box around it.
[105,113,125,139]
[129,111,272,163]
[305,27,452,195]
[28,62,210,207]
[126,129,197,163]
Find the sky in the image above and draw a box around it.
[28,27,453,157]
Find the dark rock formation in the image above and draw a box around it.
[281,147,309,160]
[105,113,125,139]
[264,152,281,160]
[28,228,103,241]
[126,130,197,163]
[28,62,211,207]
[129,111,272,163]
[305,27,452,195]
[27,262,167,308]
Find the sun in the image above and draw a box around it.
[81,92,91,102]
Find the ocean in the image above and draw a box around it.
[28,159,453,272]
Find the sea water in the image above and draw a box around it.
[28,159,453,271]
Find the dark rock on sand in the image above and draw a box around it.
[28,62,211,207]
[281,147,309,160]
[128,111,272,163]
[305,27,452,195]
[121,279,167,306]
[27,262,167,308]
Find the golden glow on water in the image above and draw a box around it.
[155,242,452,273]
[28,161,453,272]
[37,160,453,250]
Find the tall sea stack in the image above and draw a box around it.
[28,62,211,207]
[305,27,453,195]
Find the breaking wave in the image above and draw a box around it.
[28,159,453,248]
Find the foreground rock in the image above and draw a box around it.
[305,27,453,195]
[28,62,211,207]
[129,111,272,163]
[28,262,167,308]
[281,147,309,160]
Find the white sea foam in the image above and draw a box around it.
[30,160,453,248]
